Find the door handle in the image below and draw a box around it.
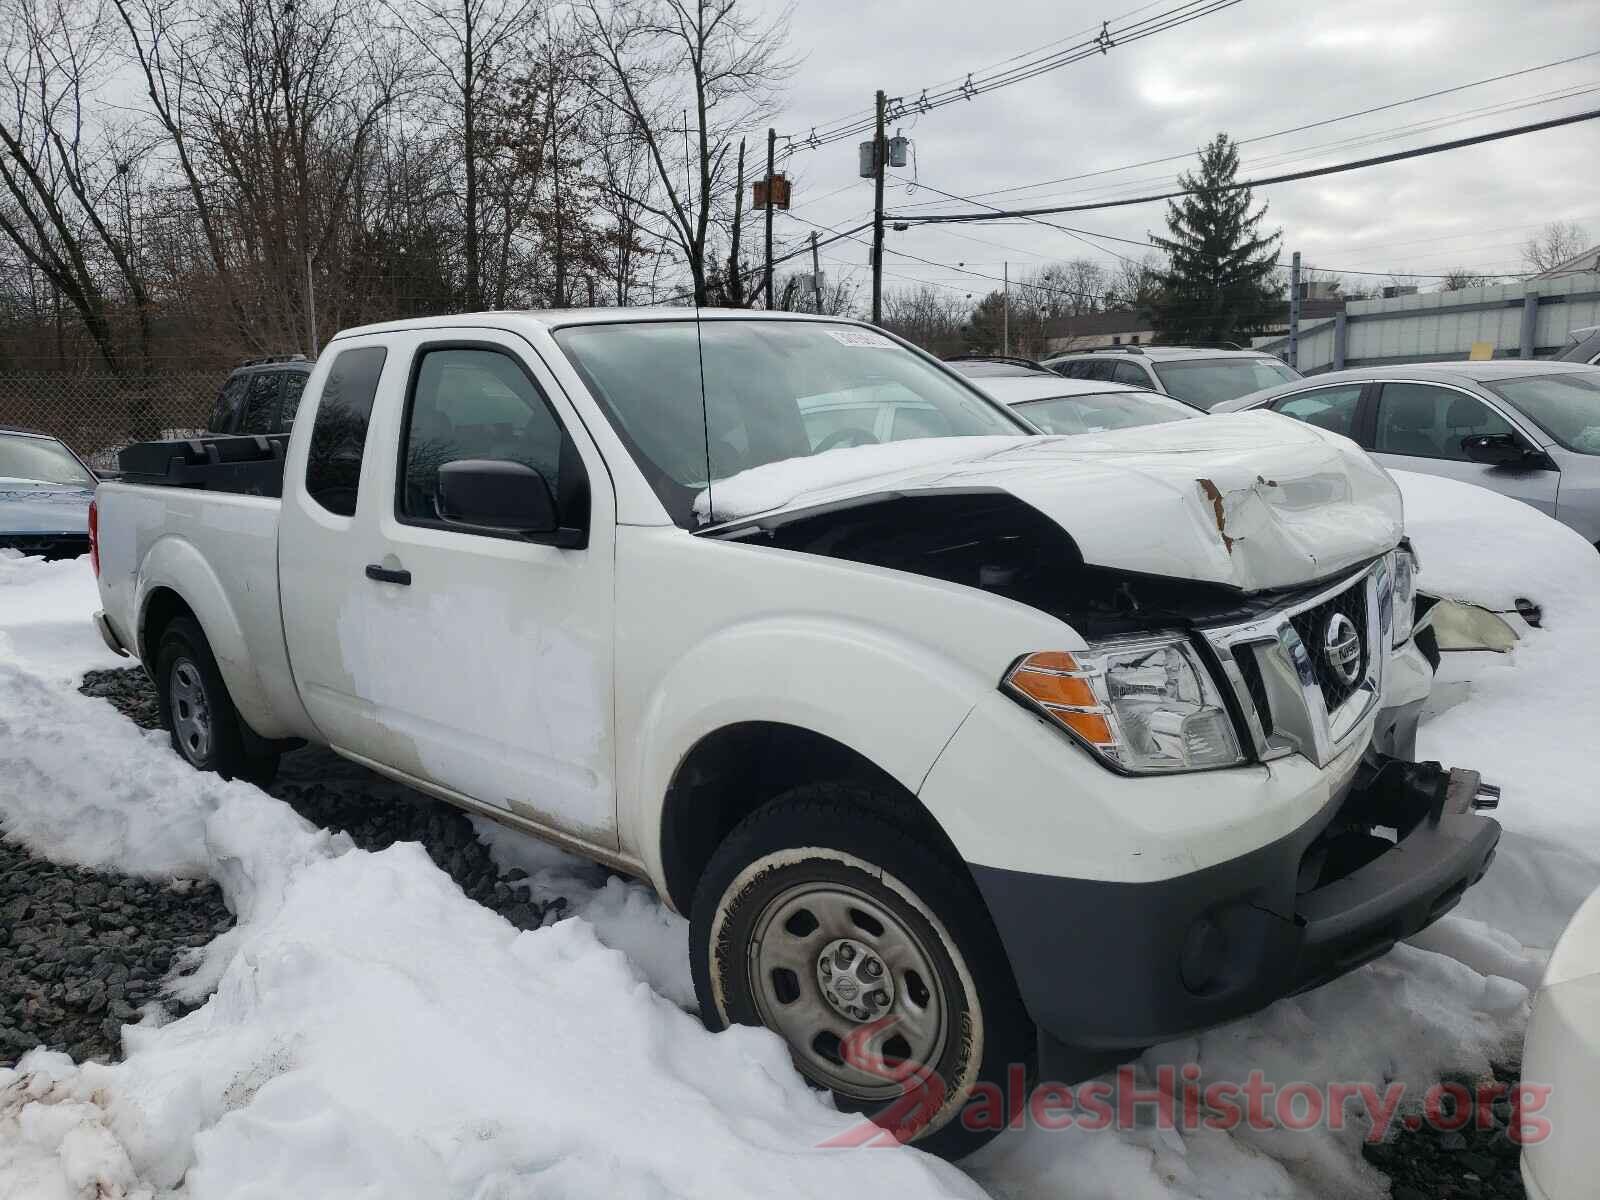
[364,564,411,586]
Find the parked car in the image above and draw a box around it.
[1213,362,1600,546]
[1041,345,1301,409]
[973,375,1199,434]
[207,355,313,435]
[942,354,1058,378]
[1554,324,1600,366]
[1521,881,1600,1200]
[0,426,97,560]
[91,309,1500,1159]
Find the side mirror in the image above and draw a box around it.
[436,459,583,547]
[1461,432,1533,467]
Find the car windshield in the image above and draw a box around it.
[0,433,93,487]
[554,319,1022,527]
[1015,390,1196,435]
[1554,330,1600,364]
[1152,357,1299,409]
[1485,372,1600,455]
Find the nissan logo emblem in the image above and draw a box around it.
[1322,613,1362,686]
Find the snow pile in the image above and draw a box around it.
[693,436,1025,523]
[0,560,979,1198]
[1393,469,1599,615]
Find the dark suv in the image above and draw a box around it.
[208,357,312,435]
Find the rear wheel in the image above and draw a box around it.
[155,616,278,786]
[690,783,1033,1160]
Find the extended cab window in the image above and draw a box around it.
[554,320,1021,528]
[305,345,387,516]
[398,347,575,526]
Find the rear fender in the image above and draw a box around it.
[136,534,281,736]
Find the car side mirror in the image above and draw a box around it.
[1461,433,1535,467]
[436,459,584,547]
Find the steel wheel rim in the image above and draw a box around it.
[170,657,213,764]
[748,878,950,1101]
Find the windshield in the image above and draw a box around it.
[1152,357,1299,409]
[1015,390,1196,435]
[1554,331,1600,364]
[1485,372,1600,454]
[0,433,93,487]
[554,319,1023,527]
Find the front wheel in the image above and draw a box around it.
[690,783,1033,1160]
[155,616,278,786]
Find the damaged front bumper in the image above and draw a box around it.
[969,753,1502,1077]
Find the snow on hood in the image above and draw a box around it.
[0,479,92,535]
[697,413,1402,591]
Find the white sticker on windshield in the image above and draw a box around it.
[827,328,895,348]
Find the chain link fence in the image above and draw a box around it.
[0,374,220,471]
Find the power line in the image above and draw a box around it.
[958,48,1600,202]
[777,0,1244,157]
[897,108,1600,225]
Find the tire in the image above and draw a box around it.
[690,783,1033,1160]
[154,616,279,786]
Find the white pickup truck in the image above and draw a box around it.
[91,310,1501,1158]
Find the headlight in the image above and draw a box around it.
[1392,543,1418,646]
[1004,638,1245,774]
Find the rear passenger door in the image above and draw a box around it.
[1368,381,1558,516]
[1112,361,1152,389]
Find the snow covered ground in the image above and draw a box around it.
[2,469,1598,1198]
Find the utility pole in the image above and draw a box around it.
[305,252,318,355]
[728,138,747,307]
[810,231,824,313]
[1288,250,1301,370]
[1002,261,1010,355]
[871,89,887,325]
[764,128,776,309]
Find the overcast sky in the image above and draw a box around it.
[748,0,1598,302]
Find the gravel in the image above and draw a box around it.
[0,840,231,1066]
[0,668,569,1069]
[1363,1062,1527,1199]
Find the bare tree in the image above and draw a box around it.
[382,0,539,309]
[1522,220,1590,275]
[0,0,154,372]
[879,284,971,356]
[112,0,407,352]
[576,0,793,305]
[1439,268,1495,292]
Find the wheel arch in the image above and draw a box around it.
[657,720,972,915]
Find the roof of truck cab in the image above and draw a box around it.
[332,308,849,340]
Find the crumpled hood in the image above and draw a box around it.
[0,480,92,535]
[704,413,1403,591]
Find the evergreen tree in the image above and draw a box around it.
[1149,133,1282,345]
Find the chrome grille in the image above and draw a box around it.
[1202,558,1389,769]
[1288,582,1369,713]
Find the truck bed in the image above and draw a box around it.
[93,478,311,741]
[116,434,289,497]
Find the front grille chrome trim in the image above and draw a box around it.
[1202,559,1388,769]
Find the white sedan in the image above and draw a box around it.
[971,375,1201,435]
[1522,882,1600,1200]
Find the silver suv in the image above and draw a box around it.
[1041,345,1301,410]
[1214,361,1600,547]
